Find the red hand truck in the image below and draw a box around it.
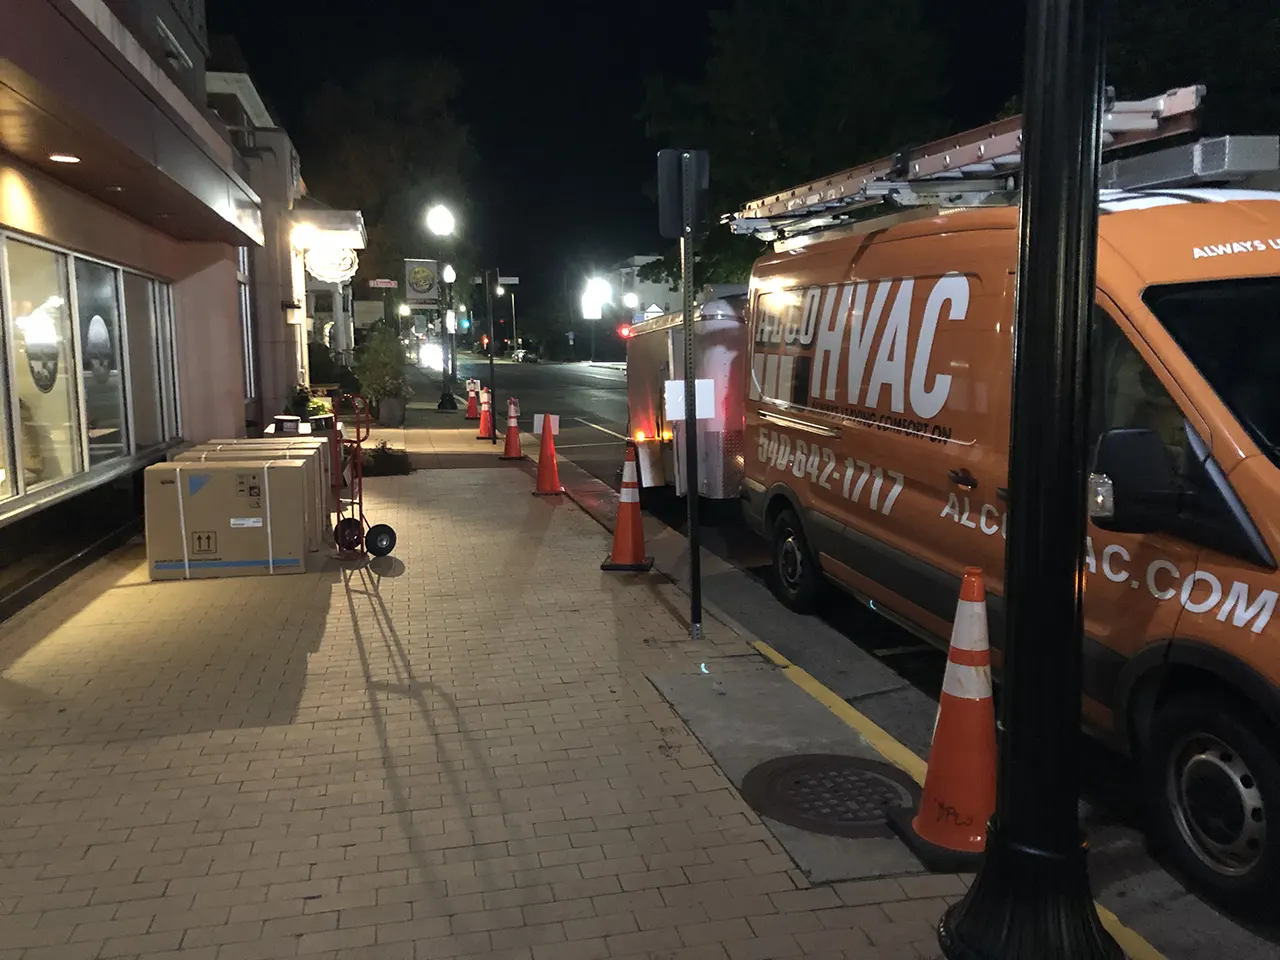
[333,393,397,557]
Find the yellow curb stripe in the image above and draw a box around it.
[751,638,1166,960]
[753,639,927,785]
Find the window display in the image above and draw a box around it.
[5,240,80,488]
[0,234,177,509]
[74,259,128,465]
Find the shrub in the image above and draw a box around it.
[361,441,413,476]
[355,324,411,406]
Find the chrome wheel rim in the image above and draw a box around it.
[778,530,804,591]
[1166,732,1266,877]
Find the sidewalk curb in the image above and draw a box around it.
[529,443,1165,960]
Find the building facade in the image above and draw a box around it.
[609,255,683,322]
[0,0,269,616]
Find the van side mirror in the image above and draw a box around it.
[1088,427,1181,533]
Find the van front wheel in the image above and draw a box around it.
[771,507,821,613]
[1143,696,1280,906]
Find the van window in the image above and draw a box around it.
[1144,277,1280,468]
[1090,307,1191,475]
[1091,303,1273,567]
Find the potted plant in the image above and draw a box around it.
[356,323,414,426]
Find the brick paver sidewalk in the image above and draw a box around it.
[0,465,963,959]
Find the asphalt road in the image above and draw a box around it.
[454,356,631,486]
[426,356,1279,956]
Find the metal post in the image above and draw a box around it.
[486,268,497,444]
[938,1,1119,957]
[437,280,458,410]
[680,150,702,642]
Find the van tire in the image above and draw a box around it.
[1142,695,1279,906]
[771,507,821,613]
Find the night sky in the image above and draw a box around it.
[209,1,1024,316]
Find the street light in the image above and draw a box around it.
[622,292,639,310]
[494,285,505,297]
[581,277,612,362]
[398,304,411,317]
[426,204,455,237]
[442,263,457,284]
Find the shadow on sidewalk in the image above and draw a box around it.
[0,544,346,745]
[340,559,512,890]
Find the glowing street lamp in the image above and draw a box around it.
[581,277,613,361]
[398,303,411,317]
[494,285,505,297]
[426,204,455,238]
[442,263,457,284]
[622,291,639,310]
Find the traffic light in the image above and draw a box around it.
[460,317,470,330]
[481,334,489,348]
[616,324,632,338]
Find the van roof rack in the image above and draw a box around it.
[727,84,1207,242]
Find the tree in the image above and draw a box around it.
[300,60,475,284]
[640,0,948,285]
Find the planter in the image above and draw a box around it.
[378,396,406,427]
[309,413,336,434]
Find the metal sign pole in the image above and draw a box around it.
[939,0,1120,957]
[680,150,702,642]
[486,268,497,444]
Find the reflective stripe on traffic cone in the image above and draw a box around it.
[532,414,564,496]
[464,382,479,420]
[500,397,524,460]
[476,389,496,440]
[887,566,996,871]
[602,445,653,572]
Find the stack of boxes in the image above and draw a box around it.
[143,434,337,581]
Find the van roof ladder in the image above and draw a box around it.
[727,84,1212,242]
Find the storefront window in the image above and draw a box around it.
[5,240,80,488]
[74,259,128,465]
[123,272,161,449]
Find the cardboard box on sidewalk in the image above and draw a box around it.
[185,437,334,540]
[200,436,332,500]
[145,460,308,581]
[175,447,325,552]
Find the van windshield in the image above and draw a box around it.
[1144,277,1280,468]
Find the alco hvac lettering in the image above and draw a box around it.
[751,272,968,443]
[405,259,440,306]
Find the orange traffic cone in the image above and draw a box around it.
[887,567,996,871]
[602,446,653,572]
[500,397,524,460]
[532,414,563,496]
[465,381,480,420]
[476,388,496,440]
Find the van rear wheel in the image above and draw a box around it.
[771,507,821,613]
[1143,696,1279,906]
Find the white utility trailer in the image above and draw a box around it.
[625,286,748,499]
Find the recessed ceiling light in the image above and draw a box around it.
[48,153,81,163]
[105,185,124,192]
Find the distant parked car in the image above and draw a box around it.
[512,349,527,362]
[520,351,540,363]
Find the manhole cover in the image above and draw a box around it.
[738,754,920,839]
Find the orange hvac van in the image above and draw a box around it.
[735,107,1280,900]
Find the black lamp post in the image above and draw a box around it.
[437,263,458,410]
[938,1,1120,957]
